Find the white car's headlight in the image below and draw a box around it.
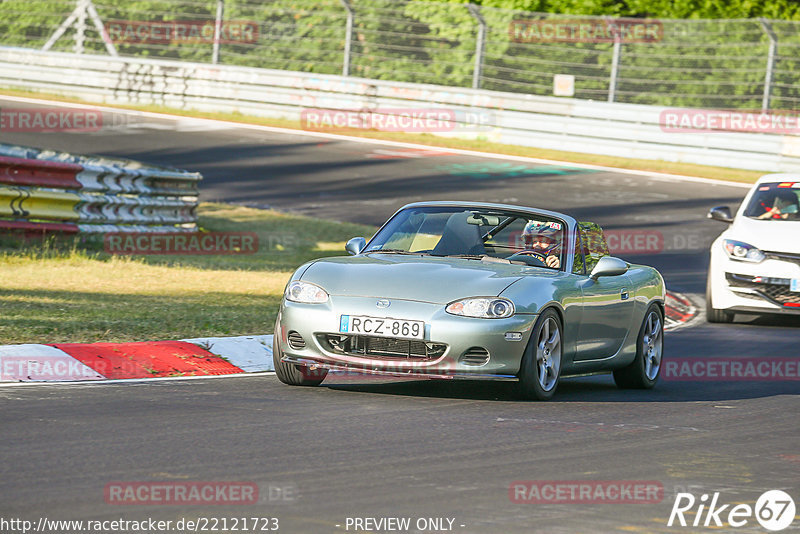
[285,281,329,303]
[723,239,765,263]
[446,297,515,319]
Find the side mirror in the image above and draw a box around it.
[345,237,366,255]
[589,256,628,281]
[708,206,734,223]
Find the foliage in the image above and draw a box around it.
[0,0,797,109]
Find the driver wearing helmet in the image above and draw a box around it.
[519,220,562,268]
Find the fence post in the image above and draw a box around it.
[608,38,621,103]
[43,0,117,56]
[212,0,225,64]
[74,0,88,54]
[340,0,354,77]
[467,4,486,90]
[758,18,777,112]
[86,0,118,56]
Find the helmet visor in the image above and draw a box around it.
[524,234,556,249]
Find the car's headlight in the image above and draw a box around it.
[723,239,765,263]
[285,281,329,303]
[446,297,515,318]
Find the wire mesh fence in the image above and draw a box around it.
[1,0,798,111]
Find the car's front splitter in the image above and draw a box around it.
[281,355,519,381]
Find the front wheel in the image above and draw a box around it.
[706,271,734,323]
[517,309,563,401]
[613,304,663,389]
[272,318,327,386]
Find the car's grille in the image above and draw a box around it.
[765,251,800,267]
[320,334,447,361]
[726,273,800,306]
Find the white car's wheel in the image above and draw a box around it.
[706,270,734,323]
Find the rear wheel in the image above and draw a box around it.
[613,304,663,389]
[272,318,327,386]
[517,309,562,401]
[706,271,734,323]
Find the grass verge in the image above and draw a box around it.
[0,87,765,184]
[0,203,376,344]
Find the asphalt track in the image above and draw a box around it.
[1,98,798,533]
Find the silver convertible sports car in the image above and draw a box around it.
[273,202,666,400]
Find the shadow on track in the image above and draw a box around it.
[321,373,798,403]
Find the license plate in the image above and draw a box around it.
[792,279,800,292]
[339,315,424,340]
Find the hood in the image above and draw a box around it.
[726,217,800,254]
[300,253,538,304]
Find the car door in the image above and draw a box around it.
[572,222,635,361]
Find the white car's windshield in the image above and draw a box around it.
[364,207,567,270]
[744,182,800,221]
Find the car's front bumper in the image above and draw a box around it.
[710,245,800,315]
[277,296,539,378]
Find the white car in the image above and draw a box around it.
[706,174,800,322]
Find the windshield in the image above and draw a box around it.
[364,206,567,270]
[744,182,800,221]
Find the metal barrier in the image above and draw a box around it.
[0,143,201,233]
[1,47,798,173]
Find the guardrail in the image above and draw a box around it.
[0,143,201,233]
[0,47,798,173]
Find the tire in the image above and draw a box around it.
[613,304,663,389]
[272,318,327,386]
[706,271,734,323]
[517,309,563,401]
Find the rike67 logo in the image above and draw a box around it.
[668,490,796,531]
